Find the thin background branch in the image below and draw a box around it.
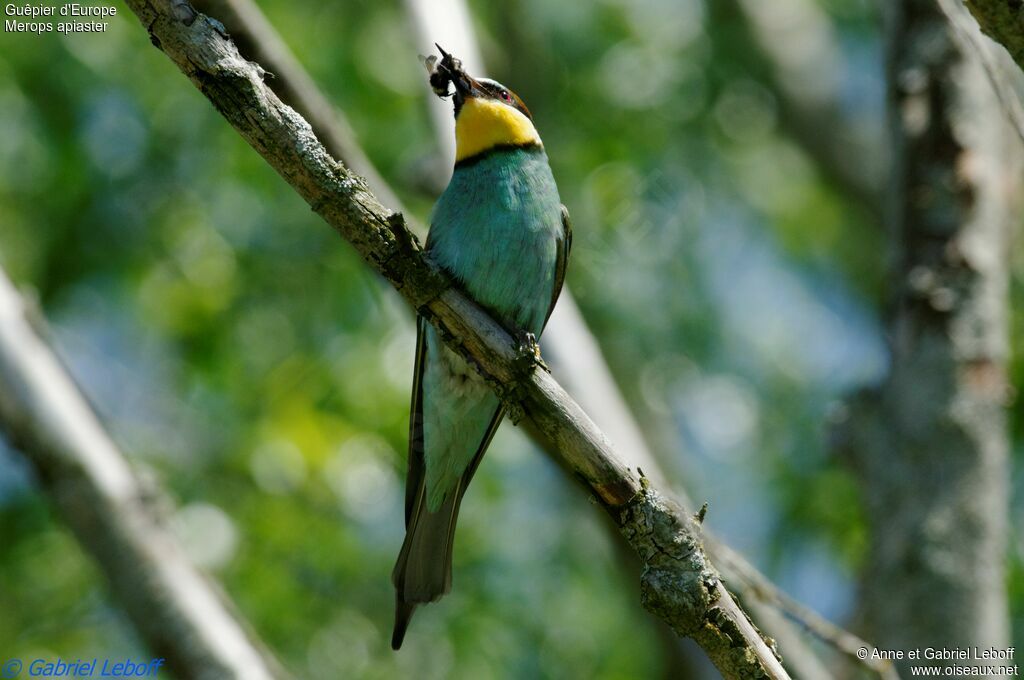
[0,268,289,680]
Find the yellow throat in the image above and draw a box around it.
[455,97,542,162]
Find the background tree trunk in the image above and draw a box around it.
[845,0,1019,673]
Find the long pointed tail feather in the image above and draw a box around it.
[390,481,461,648]
[391,347,505,649]
[391,599,418,650]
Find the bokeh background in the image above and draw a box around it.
[0,0,1020,677]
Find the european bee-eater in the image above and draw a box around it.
[391,47,571,649]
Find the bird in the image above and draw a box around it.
[390,46,571,650]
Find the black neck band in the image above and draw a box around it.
[454,142,542,169]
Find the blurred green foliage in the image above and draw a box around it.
[0,0,1021,677]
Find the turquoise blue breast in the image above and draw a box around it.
[427,146,563,336]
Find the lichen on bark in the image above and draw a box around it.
[618,489,717,636]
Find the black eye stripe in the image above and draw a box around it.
[478,81,533,120]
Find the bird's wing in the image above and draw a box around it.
[403,315,504,525]
[403,315,429,525]
[543,204,573,331]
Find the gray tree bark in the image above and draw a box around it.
[840,0,1018,673]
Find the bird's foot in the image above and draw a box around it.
[513,330,549,374]
[500,331,547,425]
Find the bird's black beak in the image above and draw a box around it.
[452,73,482,106]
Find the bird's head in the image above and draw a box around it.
[424,45,541,164]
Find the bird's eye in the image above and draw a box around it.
[500,90,511,101]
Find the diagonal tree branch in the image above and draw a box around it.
[716,544,900,680]
[122,1,789,676]
[0,269,289,680]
